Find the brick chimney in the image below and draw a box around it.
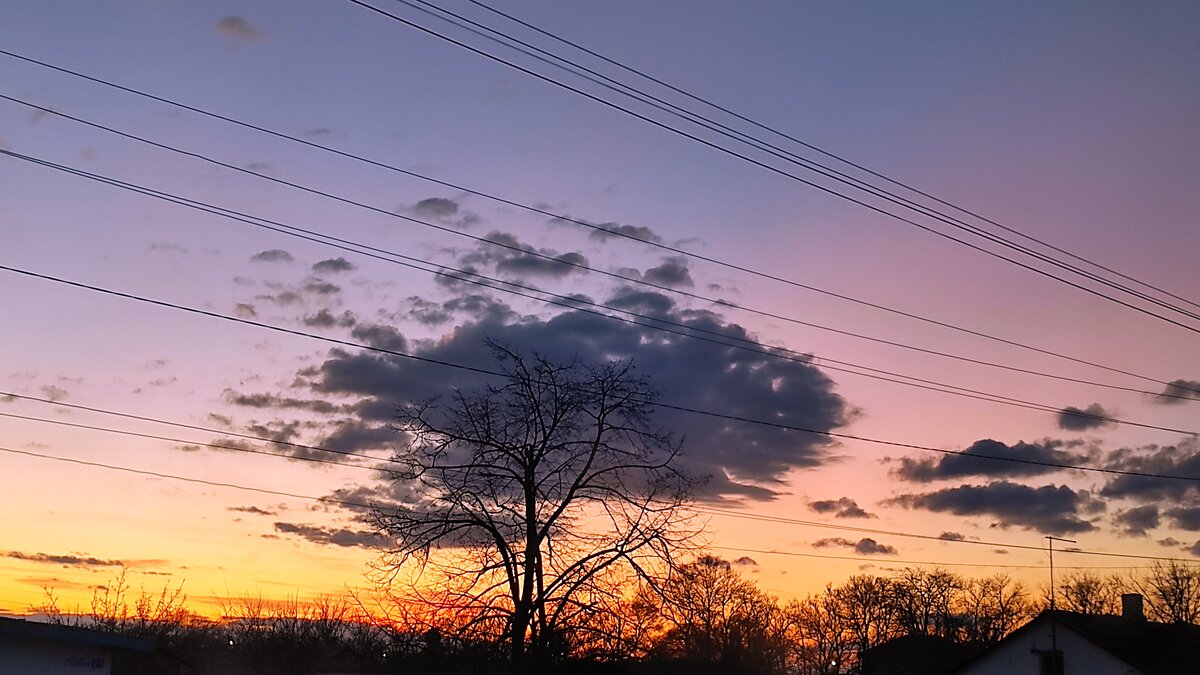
[1121,593,1145,621]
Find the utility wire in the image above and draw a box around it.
[6,147,1199,432]
[3,264,1200,481]
[707,545,1144,571]
[0,391,391,465]
[2,49,1194,396]
[0,444,376,512]
[460,0,1200,316]
[0,411,389,473]
[346,0,1200,334]
[698,508,1198,563]
[0,443,1190,564]
[3,98,1194,404]
[400,0,1200,324]
[3,147,1099,417]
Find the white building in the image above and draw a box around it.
[954,595,1200,675]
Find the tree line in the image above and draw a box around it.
[30,558,1200,674]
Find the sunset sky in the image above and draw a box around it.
[2,1,1199,617]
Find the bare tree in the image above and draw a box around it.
[959,574,1032,644]
[829,575,899,659]
[890,568,962,639]
[782,594,852,675]
[1053,571,1124,615]
[378,344,697,673]
[1135,561,1200,624]
[656,555,788,672]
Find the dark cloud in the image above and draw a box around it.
[886,481,1101,536]
[5,551,123,567]
[316,421,398,454]
[303,289,849,501]
[301,279,341,296]
[302,128,333,139]
[223,389,351,415]
[234,303,258,319]
[228,506,277,516]
[1154,379,1200,404]
[440,294,516,323]
[642,257,694,288]
[1056,403,1115,431]
[586,222,663,244]
[350,324,408,352]
[1115,505,1160,536]
[273,522,383,549]
[606,287,675,317]
[312,257,356,274]
[216,16,263,41]
[854,539,897,555]
[893,438,1094,482]
[812,538,896,556]
[412,197,459,219]
[1165,507,1200,531]
[406,197,479,229]
[1102,438,1200,503]
[244,420,304,446]
[257,291,302,306]
[809,497,876,519]
[401,296,452,326]
[1159,537,1182,547]
[303,309,355,329]
[732,556,758,567]
[251,249,293,263]
[40,385,68,402]
[938,532,966,541]
[460,231,589,279]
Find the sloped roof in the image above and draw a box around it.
[954,610,1200,675]
[861,634,984,675]
[1049,611,1200,675]
[0,616,154,652]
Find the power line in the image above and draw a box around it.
[346,0,1200,335]
[5,147,1199,434]
[399,0,1200,326]
[0,444,376,512]
[3,264,1200,482]
[697,508,1197,563]
[15,95,1186,407]
[2,49,1194,397]
[459,0,1200,317]
[0,411,388,473]
[706,545,1146,571]
[0,443,1190,565]
[0,391,391,465]
[1,146,1102,418]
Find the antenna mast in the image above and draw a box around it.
[1046,535,1076,660]
[1045,535,1077,611]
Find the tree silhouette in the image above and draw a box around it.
[377,343,698,674]
[656,556,788,672]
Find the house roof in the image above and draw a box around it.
[1048,611,1200,675]
[0,616,154,653]
[954,610,1200,675]
[861,634,984,675]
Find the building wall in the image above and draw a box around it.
[0,634,113,675]
[959,620,1139,675]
